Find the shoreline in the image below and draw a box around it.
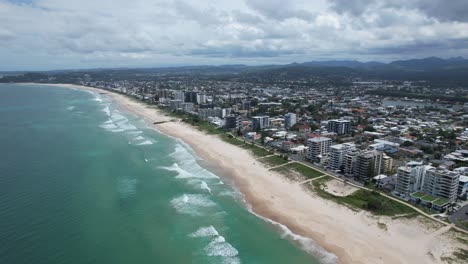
[23,83,466,264]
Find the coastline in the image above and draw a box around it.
[25,83,466,264]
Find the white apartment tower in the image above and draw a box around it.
[422,167,460,203]
[394,161,427,199]
[307,137,332,162]
[344,149,359,177]
[329,143,356,171]
[284,113,297,129]
[174,91,185,102]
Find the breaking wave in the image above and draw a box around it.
[250,210,338,264]
[189,226,219,238]
[170,194,216,216]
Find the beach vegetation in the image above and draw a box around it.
[219,134,271,157]
[273,162,324,180]
[309,178,417,217]
[261,155,289,167]
[240,142,271,157]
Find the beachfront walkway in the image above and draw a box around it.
[267,161,294,170]
[298,175,327,185]
[255,154,276,160]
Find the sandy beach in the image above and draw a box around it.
[35,83,467,264]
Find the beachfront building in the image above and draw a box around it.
[329,142,356,172]
[197,93,207,104]
[394,161,427,199]
[169,99,183,111]
[355,150,383,183]
[327,119,351,135]
[184,91,198,104]
[224,115,240,130]
[306,137,332,163]
[252,116,270,131]
[182,103,194,113]
[198,107,231,120]
[344,149,359,177]
[458,175,468,198]
[174,91,184,102]
[382,155,394,174]
[422,167,460,203]
[284,113,297,129]
[157,89,170,99]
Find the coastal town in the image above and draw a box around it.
[73,76,468,232]
[2,66,468,262]
[4,1,468,263]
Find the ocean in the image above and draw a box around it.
[0,84,332,264]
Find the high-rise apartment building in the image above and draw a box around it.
[329,143,356,171]
[307,137,332,162]
[284,113,297,129]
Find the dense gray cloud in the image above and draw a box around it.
[330,0,468,22]
[0,0,467,70]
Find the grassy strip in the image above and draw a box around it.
[219,133,245,146]
[453,248,468,262]
[308,177,417,216]
[273,162,324,180]
[261,155,289,167]
[456,220,468,230]
[243,143,271,157]
[286,163,324,179]
[219,134,271,157]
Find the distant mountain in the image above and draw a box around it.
[2,56,468,86]
[297,57,468,71]
[388,56,468,70]
[301,60,385,68]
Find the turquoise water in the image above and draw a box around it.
[0,84,334,264]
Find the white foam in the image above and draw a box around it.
[250,210,338,264]
[222,257,241,264]
[204,236,239,257]
[170,194,216,215]
[101,106,110,116]
[111,112,127,122]
[137,140,153,146]
[218,190,239,198]
[99,123,118,130]
[160,163,217,179]
[67,106,75,111]
[133,136,145,141]
[93,97,103,103]
[167,144,219,179]
[200,181,212,194]
[110,128,125,133]
[189,226,219,238]
[127,130,143,135]
[116,121,137,131]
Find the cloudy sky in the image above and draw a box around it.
[1,0,468,70]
